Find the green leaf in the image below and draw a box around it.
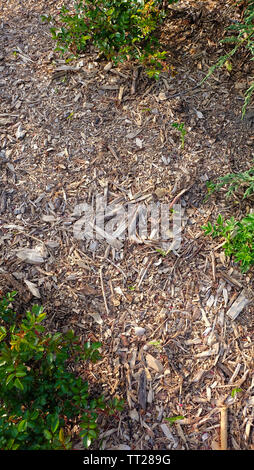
[6,373,15,385]
[0,326,6,341]
[231,388,243,398]
[59,428,65,442]
[51,415,59,434]
[15,371,27,377]
[30,410,39,421]
[165,415,185,424]
[82,435,92,448]
[43,429,52,440]
[17,420,27,432]
[14,377,24,390]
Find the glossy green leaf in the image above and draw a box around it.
[43,429,52,440]
[17,420,27,432]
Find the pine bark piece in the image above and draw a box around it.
[226,291,250,320]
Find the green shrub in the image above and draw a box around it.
[202,0,254,116]
[42,0,178,79]
[202,213,254,272]
[0,292,123,450]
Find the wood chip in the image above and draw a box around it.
[16,249,45,265]
[160,424,178,447]
[87,311,103,324]
[145,353,164,373]
[226,290,250,320]
[134,326,146,336]
[24,280,41,298]
[129,409,139,421]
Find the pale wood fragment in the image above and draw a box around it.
[226,291,250,320]
[220,405,228,450]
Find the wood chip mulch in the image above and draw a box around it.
[0,0,253,450]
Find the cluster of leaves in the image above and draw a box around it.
[0,292,123,450]
[205,165,254,200]
[42,0,178,79]
[202,213,254,273]
[201,0,254,116]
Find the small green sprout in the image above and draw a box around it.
[171,122,187,149]
[155,248,169,257]
[231,388,243,398]
[148,340,163,350]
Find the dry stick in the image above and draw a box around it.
[99,265,110,316]
[211,251,216,281]
[220,405,228,450]
[9,229,46,246]
[169,184,193,210]
[150,316,169,339]
[118,85,125,103]
[108,145,119,161]
[106,258,127,279]
[131,67,140,95]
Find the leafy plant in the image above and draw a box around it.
[201,0,254,116]
[205,166,254,200]
[42,0,178,78]
[0,292,123,450]
[202,212,254,272]
[171,122,187,149]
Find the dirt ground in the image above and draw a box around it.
[0,0,253,450]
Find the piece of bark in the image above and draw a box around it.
[146,353,164,373]
[16,249,45,265]
[226,290,250,320]
[24,280,41,298]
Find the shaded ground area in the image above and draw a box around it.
[0,0,253,450]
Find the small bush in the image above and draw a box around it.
[0,292,123,450]
[42,0,178,79]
